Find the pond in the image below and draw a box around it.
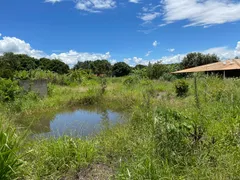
[20,106,125,138]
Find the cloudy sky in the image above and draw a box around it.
[0,0,240,66]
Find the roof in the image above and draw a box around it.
[173,59,240,74]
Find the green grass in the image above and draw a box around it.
[0,118,26,180]
[0,75,240,179]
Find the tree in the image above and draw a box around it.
[39,58,69,74]
[181,53,219,69]
[91,60,112,76]
[146,62,167,79]
[112,62,131,77]
[235,56,239,59]
[48,59,69,74]
[73,61,93,70]
[16,54,37,71]
[134,64,146,70]
[39,58,52,70]
[0,53,21,78]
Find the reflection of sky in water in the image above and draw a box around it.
[35,109,123,138]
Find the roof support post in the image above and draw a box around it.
[223,70,226,79]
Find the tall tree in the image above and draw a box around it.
[147,62,167,79]
[48,59,69,74]
[112,62,131,77]
[181,53,219,69]
[73,61,93,70]
[91,60,112,76]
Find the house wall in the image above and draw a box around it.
[19,79,48,97]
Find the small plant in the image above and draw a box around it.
[174,79,189,97]
[101,78,107,94]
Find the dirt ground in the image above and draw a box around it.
[77,163,114,180]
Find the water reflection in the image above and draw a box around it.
[21,106,124,138]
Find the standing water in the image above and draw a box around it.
[20,106,125,138]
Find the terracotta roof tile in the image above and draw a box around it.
[173,59,240,74]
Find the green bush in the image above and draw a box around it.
[174,79,189,97]
[0,78,21,102]
[159,73,176,81]
[123,76,140,87]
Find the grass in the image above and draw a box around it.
[0,117,26,180]
[0,75,240,179]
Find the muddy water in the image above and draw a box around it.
[21,106,125,138]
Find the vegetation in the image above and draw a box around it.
[73,60,112,76]
[174,79,189,97]
[181,52,220,69]
[1,52,239,179]
[112,62,131,77]
[0,78,21,102]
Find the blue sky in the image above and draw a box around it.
[0,0,240,66]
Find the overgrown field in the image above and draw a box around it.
[1,74,240,179]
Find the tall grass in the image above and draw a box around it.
[0,119,25,180]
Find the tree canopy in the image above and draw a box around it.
[181,53,220,69]
[0,53,70,78]
[73,60,111,76]
[112,62,131,77]
[147,62,167,79]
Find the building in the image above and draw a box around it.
[172,59,240,78]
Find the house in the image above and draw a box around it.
[172,59,240,78]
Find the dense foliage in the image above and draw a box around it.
[0,53,69,78]
[74,60,111,76]
[181,52,220,69]
[174,79,189,97]
[0,78,21,102]
[112,62,131,77]
[147,62,168,79]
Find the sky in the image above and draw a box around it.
[0,0,240,67]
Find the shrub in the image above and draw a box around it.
[0,78,21,102]
[112,62,131,77]
[123,76,139,87]
[159,73,176,81]
[174,79,189,97]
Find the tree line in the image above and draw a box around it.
[0,52,69,78]
[0,52,220,79]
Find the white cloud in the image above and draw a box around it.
[129,0,139,3]
[45,0,61,3]
[75,0,116,13]
[168,48,175,52]
[124,58,131,64]
[0,36,45,58]
[123,55,184,66]
[162,0,240,27]
[0,36,111,66]
[124,41,240,65]
[0,33,2,37]
[138,4,162,23]
[145,51,152,57]
[236,42,240,52]
[202,43,240,59]
[49,50,111,66]
[139,12,160,22]
[153,40,158,47]
[110,59,117,65]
